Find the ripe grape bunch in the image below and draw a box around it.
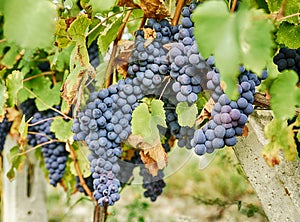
[273,47,300,78]
[25,104,69,187]
[191,67,267,155]
[72,2,268,207]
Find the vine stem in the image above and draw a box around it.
[17,140,59,155]
[172,0,186,26]
[68,142,94,201]
[23,71,56,82]
[230,0,238,12]
[27,117,56,127]
[105,10,133,88]
[23,87,72,120]
[276,12,300,21]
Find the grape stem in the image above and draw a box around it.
[230,0,238,12]
[23,71,56,82]
[68,142,94,201]
[105,10,132,88]
[172,0,186,26]
[17,140,59,155]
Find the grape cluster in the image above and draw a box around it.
[191,67,266,155]
[26,108,68,186]
[0,117,12,153]
[140,166,166,202]
[168,3,209,104]
[273,47,300,77]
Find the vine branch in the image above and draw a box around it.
[105,10,133,88]
[68,142,94,201]
[172,0,186,26]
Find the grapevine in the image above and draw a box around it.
[0,0,299,221]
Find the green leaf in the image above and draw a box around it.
[150,100,167,128]
[67,14,91,44]
[193,1,274,99]
[267,0,300,24]
[6,71,23,107]
[3,0,57,49]
[262,118,297,166]
[270,70,299,120]
[50,117,73,141]
[6,146,27,180]
[33,80,62,111]
[95,62,109,88]
[176,102,197,127]
[0,80,6,116]
[69,143,91,177]
[0,43,21,69]
[97,15,123,56]
[132,103,152,140]
[89,0,117,14]
[132,99,166,144]
[276,22,300,48]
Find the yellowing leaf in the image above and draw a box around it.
[6,71,23,107]
[176,102,197,127]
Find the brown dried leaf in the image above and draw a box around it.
[195,98,215,126]
[114,40,135,77]
[117,0,140,8]
[140,0,170,20]
[127,135,168,176]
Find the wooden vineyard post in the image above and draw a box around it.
[233,110,300,222]
[2,137,48,222]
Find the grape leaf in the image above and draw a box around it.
[0,80,6,116]
[50,117,73,141]
[34,81,62,111]
[270,70,299,120]
[90,0,117,14]
[97,15,123,56]
[0,43,21,69]
[132,103,152,141]
[150,99,167,128]
[55,19,72,48]
[6,146,26,180]
[132,99,166,144]
[3,0,57,49]
[193,1,274,99]
[95,62,109,88]
[61,60,88,106]
[276,22,300,48]
[262,118,297,166]
[176,102,197,127]
[6,71,23,107]
[127,135,168,175]
[67,14,91,44]
[68,143,91,178]
[267,0,300,24]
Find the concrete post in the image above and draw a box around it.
[233,110,300,222]
[2,137,48,222]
